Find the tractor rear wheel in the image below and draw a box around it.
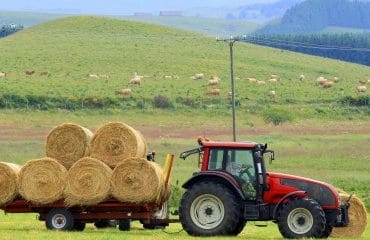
[277,198,325,239]
[179,181,240,236]
[229,217,247,235]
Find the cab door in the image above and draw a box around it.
[208,148,257,200]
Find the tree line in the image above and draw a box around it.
[246,33,370,66]
[0,24,23,38]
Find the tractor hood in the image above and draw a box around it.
[265,172,340,209]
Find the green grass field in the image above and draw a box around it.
[0,16,369,239]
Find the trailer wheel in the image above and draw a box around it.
[45,208,74,231]
[278,198,325,239]
[73,221,86,231]
[118,219,131,231]
[179,181,240,236]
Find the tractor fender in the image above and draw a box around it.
[272,190,307,219]
[182,171,245,200]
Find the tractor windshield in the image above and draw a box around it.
[208,148,257,200]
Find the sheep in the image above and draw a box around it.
[40,71,49,76]
[0,72,6,78]
[207,88,220,96]
[333,77,339,83]
[356,85,367,93]
[164,75,172,79]
[268,90,276,99]
[115,88,132,97]
[271,75,280,80]
[299,74,305,81]
[88,73,100,79]
[257,80,266,85]
[321,81,334,89]
[359,79,369,84]
[316,76,327,85]
[247,78,257,83]
[207,79,219,86]
[129,76,141,85]
[25,70,35,75]
[191,73,204,80]
[268,78,278,83]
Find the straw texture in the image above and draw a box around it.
[46,123,93,169]
[331,192,368,238]
[0,162,21,206]
[18,158,67,205]
[64,157,112,206]
[111,157,166,203]
[88,122,147,168]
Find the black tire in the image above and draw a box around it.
[229,217,247,235]
[319,224,333,238]
[73,221,86,231]
[277,198,325,239]
[94,219,117,229]
[118,219,131,231]
[179,181,241,236]
[45,208,75,231]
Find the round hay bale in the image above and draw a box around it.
[0,162,21,206]
[111,158,166,203]
[18,158,67,205]
[46,123,93,169]
[331,192,368,238]
[88,122,147,168]
[64,157,112,206]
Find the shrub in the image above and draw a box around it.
[262,107,293,125]
[153,95,172,109]
[339,95,369,106]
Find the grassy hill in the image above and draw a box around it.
[0,16,369,119]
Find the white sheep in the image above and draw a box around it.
[357,85,367,93]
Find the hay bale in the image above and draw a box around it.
[88,122,147,168]
[0,162,21,206]
[331,192,368,238]
[64,157,112,206]
[18,158,67,205]
[111,158,168,203]
[46,123,93,169]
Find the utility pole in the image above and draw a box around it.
[217,36,245,142]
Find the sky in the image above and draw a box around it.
[0,0,278,15]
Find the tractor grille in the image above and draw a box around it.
[281,178,335,206]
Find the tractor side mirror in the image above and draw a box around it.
[263,150,275,164]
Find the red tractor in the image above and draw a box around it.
[178,138,349,238]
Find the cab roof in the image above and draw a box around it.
[202,141,258,149]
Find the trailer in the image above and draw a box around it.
[0,154,176,231]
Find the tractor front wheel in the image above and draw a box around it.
[179,181,240,236]
[277,198,325,239]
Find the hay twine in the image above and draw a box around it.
[0,162,21,206]
[46,123,93,169]
[64,157,112,206]
[88,122,147,168]
[18,158,67,205]
[111,157,166,203]
[331,191,368,238]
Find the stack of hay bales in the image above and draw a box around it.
[0,122,170,207]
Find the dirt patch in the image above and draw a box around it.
[1,122,369,141]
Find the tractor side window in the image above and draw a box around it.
[227,149,256,200]
[208,149,224,170]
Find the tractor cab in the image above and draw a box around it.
[180,138,274,201]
